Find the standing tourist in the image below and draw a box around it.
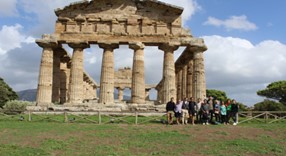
[220,101,227,125]
[196,98,203,123]
[166,97,175,125]
[188,97,197,125]
[201,99,210,125]
[208,96,214,124]
[231,99,239,125]
[174,99,183,124]
[214,100,221,123]
[181,98,189,125]
[225,99,232,125]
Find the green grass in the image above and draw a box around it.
[0,115,286,155]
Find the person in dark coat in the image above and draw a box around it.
[188,97,197,125]
[231,99,239,125]
[166,97,175,125]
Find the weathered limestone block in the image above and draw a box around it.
[99,42,119,104]
[67,42,90,104]
[156,23,170,35]
[129,42,145,104]
[97,21,112,34]
[113,20,127,34]
[36,40,58,105]
[159,43,179,104]
[82,22,96,33]
[126,17,138,34]
[55,22,66,33]
[66,21,80,33]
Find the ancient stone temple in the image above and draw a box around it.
[35,0,207,107]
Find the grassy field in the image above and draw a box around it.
[0,114,286,156]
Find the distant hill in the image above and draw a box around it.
[17,89,37,101]
[17,89,130,102]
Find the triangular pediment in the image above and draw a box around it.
[55,0,183,26]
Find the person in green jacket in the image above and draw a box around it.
[226,99,232,125]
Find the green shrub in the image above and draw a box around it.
[3,100,31,115]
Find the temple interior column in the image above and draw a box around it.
[67,42,90,104]
[192,49,206,100]
[186,60,193,99]
[52,51,61,103]
[159,44,179,104]
[129,42,145,104]
[176,69,182,101]
[117,87,124,101]
[99,43,119,104]
[36,41,57,105]
[145,88,151,101]
[60,60,70,104]
[181,65,187,99]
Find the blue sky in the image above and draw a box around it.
[0,0,285,106]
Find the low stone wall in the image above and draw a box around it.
[26,102,166,113]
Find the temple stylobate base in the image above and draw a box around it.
[35,0,208,107]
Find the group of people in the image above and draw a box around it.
[165,96,239,125]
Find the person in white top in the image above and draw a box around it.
[174,100,183,124]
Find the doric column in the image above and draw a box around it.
[159,43,179,104]
[186,60,193,98]
[67,42,90,104]
[99,43,119,104]
[117,87,124,101]
[36,40,58,105]
[60,61,70,104]
[52,51,61,103]
[181,65,188,99]
[176,69,182,101]
[145,88,151,101]
[129,42,145,104]
[192,50,206,100]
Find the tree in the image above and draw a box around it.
[253,99,286,111]
[207,89,249,110]
[206,89,227,102]
[237,102,249,111]
[0,77,18,108]
[257,81,286,105]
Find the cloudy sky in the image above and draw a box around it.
[0,0,285,106]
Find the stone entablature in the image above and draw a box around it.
[55,0,186,37]
[35,0,207,106]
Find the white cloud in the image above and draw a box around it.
[0,0,18,17]
[203,15,258,31]
[0,24,34,55]
[203,35,286,105]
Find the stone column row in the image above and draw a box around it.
[176,61,193,101]
[175,49,206,102]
